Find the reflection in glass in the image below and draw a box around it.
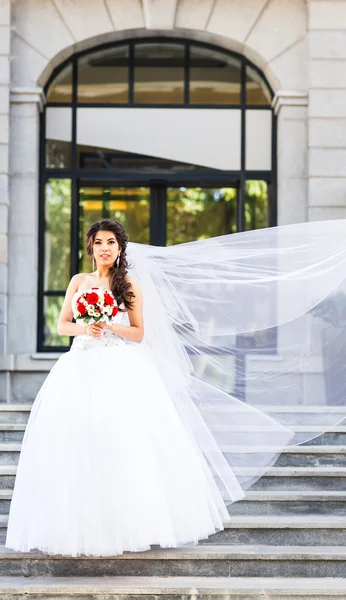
[78,45,129,103]
[47,64,73,103]
[44,296,70,347]
[134,43,184,104]
[46,107,72,168]
[190,46,241,105]
[46,140,72,169]
[76,145,210,172]
[167,187,237,246]
[245,181,269,231]
[79,186,150,272]
[76,144,115,169]
[246,66,271,105]
[44,179,71,291]
[45,42,273,108]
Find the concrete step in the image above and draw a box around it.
[0,422,346,446]
[266,446,346,467]
[0,545,346,578]
[226,491,346,516]
[250,467,346,491]
[1,403,345,425]
[3,423,346,444]
[1,514,345,547]
[202,405,346,427]
[0,444,22,465]
[0,406,31,424]
[0,576,345,599]
[1,465,345,492]
[0,490,346,517]
[214,425,346,446]
[200,515,346,546]
[0,426,26,443]
[212,446,346,468]
[303,429,346,445]
[1,442,345,467]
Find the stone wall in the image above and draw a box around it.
[0,0,10,400]
[11,0,307,91]
[308,0,346,220]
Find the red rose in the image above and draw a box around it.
[77,302,87,315]
[86,292,99,305]
[104,292,114,306]
[91,287,99,290]
[112,306,119,317]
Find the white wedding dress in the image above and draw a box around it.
[5,288,240,558]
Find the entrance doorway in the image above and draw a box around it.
[77,180,269,272]
[78,182,239,270]
[40,37,276,351]
[78,180,269,272]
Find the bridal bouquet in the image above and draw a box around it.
[73,287,119,326]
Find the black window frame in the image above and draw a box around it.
[38,37,277,353]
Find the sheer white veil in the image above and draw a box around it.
[125,219,346,505]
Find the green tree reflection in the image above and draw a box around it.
[44,178,71,347]
[45,178,71,290]
[245,180,268,230]
[167,187,237,245]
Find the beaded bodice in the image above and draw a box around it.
[70,288,127,351]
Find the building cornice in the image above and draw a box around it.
[272,91,308,115]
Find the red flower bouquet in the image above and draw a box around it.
[72,287,119,325]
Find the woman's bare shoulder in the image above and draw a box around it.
[68,273,87,290]
[125,274,142,300]
[75,273,88,283]
[125,274,140,288]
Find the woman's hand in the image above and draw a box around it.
[86,323,104,338]
[97,321,110,331]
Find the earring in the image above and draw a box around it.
[92,256,95,270]
[115,254,120,268]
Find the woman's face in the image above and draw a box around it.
[93,230,120,268]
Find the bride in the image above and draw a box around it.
[5,219,234,557]
[5,217,346,557]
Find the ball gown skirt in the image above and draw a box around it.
[5,315,240,557]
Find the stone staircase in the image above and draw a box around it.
[0,404,345,598]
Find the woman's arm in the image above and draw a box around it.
[108,276,144,343]
[57,274,89,337]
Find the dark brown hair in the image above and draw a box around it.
[85,219,135,311]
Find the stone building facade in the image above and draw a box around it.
[0,0,345,401]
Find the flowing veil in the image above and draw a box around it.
[125,219,346,506]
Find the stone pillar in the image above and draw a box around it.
[7,88,44,354]
[272,91,308,225]
[308,0,346,220]
[0,0,11,400]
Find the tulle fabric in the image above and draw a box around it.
[125,219,346,500]
[5,337,231,556]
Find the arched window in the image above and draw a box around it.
[39,38,275,351]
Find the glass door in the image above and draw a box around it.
[78,184,150,272]
[166,187,238,245]
[77,181,269,257]
[78,183,241,259]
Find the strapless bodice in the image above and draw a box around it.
[70,288,127,351]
